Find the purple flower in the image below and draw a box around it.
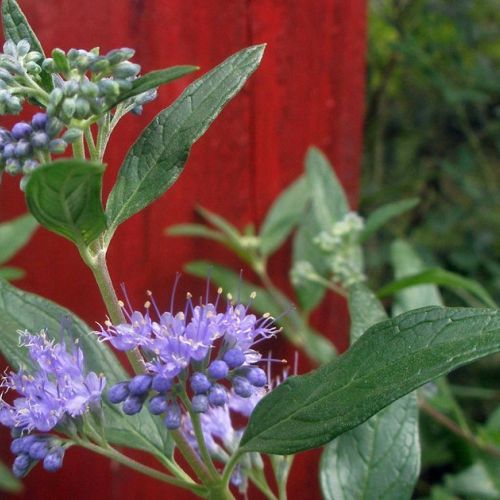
[0,330,106,433]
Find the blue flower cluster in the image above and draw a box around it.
[0,330,106,477]
[0,112,71,182]
[99,285,279,430]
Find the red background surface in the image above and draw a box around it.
[0,0,366,498]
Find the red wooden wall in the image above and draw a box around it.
[0,0,366,498]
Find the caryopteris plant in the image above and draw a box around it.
[0,1,499,498]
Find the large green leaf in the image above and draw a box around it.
[25,159,107,247]
[361,198,419,241]
[0,280,166,455]
[1,0,53,92]
[320,284,420,500]
[0,213,37,264]
[105,45,265,238]
[305,146,349,231]
[105,66,199,111]
[259,176,309,257]
[240,306,500,455]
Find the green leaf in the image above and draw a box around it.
[105,45,265,237]
[378,267,496,308]
[259,176,309,256]
[0,266,25,280]
[196,206,242,244]
[0,280,166,455]
[240,306,500,455]
[25,159,107,247]
[166,223,227,245]
[305,146,349,231]
[1,0,53,92]
[291,208,327,312]
[105,66,199,111]
[0,213,37,264]
[320,284,420,500]
[0,459,22,493]
[361,198,419,241]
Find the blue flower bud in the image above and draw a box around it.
[207,360,229,380]
[151,374,172,393]
[164,403,181,430]
[148,395,168,415]
[31,112,48,130]
[208,384,228,406]
[128,374,152,396]
[223,348,245,369]
[122,395,145,415]
[232,376,253,398]
[48,138,67,154]
[31,131,49,148]
[107,381,130,404]
[3,142,15,158]
[43,447,64,472]
[12,453,32,478]
[14,140,31,158]
[10,435,36,455]
[191,394,209,413]
[11,122,32,139]
[29,439,50,460]
[190,372,211,395]
[246,367,267,387]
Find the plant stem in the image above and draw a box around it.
[418,398,500,460]
[86,244,146,373]
[72,133,85,159]
[84,127,99,161]
[221,449,243,487]
[76,439,206,495]
[248,470,278,500]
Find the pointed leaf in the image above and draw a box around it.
[0,266,24,280]
[1,0,53,92]
[166,223,227,245]
[25,159,107,247]
[259,176,309,256]
[105,45,265,237]
[241,306,500,455]
[0,213,37,265]
[0,280,166,455]
[105,66,199,111]
[0,459,22,493]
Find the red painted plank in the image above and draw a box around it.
[0,1,366,498]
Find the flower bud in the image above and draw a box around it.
[148,395,168,415]
[112,61,140,79]
[28,439,50,460]
[128,374,152,396]
[89,57,110,74]
[232,376,253,398]
[62,128,83,144]
[41,58,57,73]
[63,80,79,97]
[191,394,209,413]
[207,360,229,380]
[3,40,17,57]
[10,435,36,455]
[11,122,32,139]
[31,131,49,148]
[164,403,181,429]
[107,381,130,404]
[13,453,32,478]
[80,81,99,98]
[151,374,172,393]
[190,372,211,395]
[223,348,245,369]
[246,367,267,387]
[98,79,120,97]
[25,61,41,75]
[122,395,145,415]
[42,447,64,472]
[48,138,67,154]
[16,40,31,57]
[14,140,31,157]
[31,112,48,130]
[106,48,135,65]
[208,384,228,406]
[73,97,91,119]
[61,98,76,120]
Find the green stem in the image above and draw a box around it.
[170,429,213,485]
[72,133,85,159]
[248,470,278,500]
[76,439,205,495]
[221,449,244,487]
[85,244,146,374]
[84,127,99,161]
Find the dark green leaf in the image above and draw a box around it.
[291,208,327,312]
[1,0,53,92]
[378,267,496,308]
[0,213,37,264]
[259,176,309,256]
[361,198,419,242]
[0,280,166,454]
[0,266,24,280]
[305,146,349,231]
[320,284,420,500]
[240,306,500,455]
[25,159,107,247]
[0,459,22,493]
[105,66,199,111]
[105,45,265,237]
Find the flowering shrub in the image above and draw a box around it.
[0,1,498,499]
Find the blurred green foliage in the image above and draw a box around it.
[365,1,500,497]
[363,0,500,302]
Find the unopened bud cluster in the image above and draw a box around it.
[9,432,65,478]
[314,212,365,287]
